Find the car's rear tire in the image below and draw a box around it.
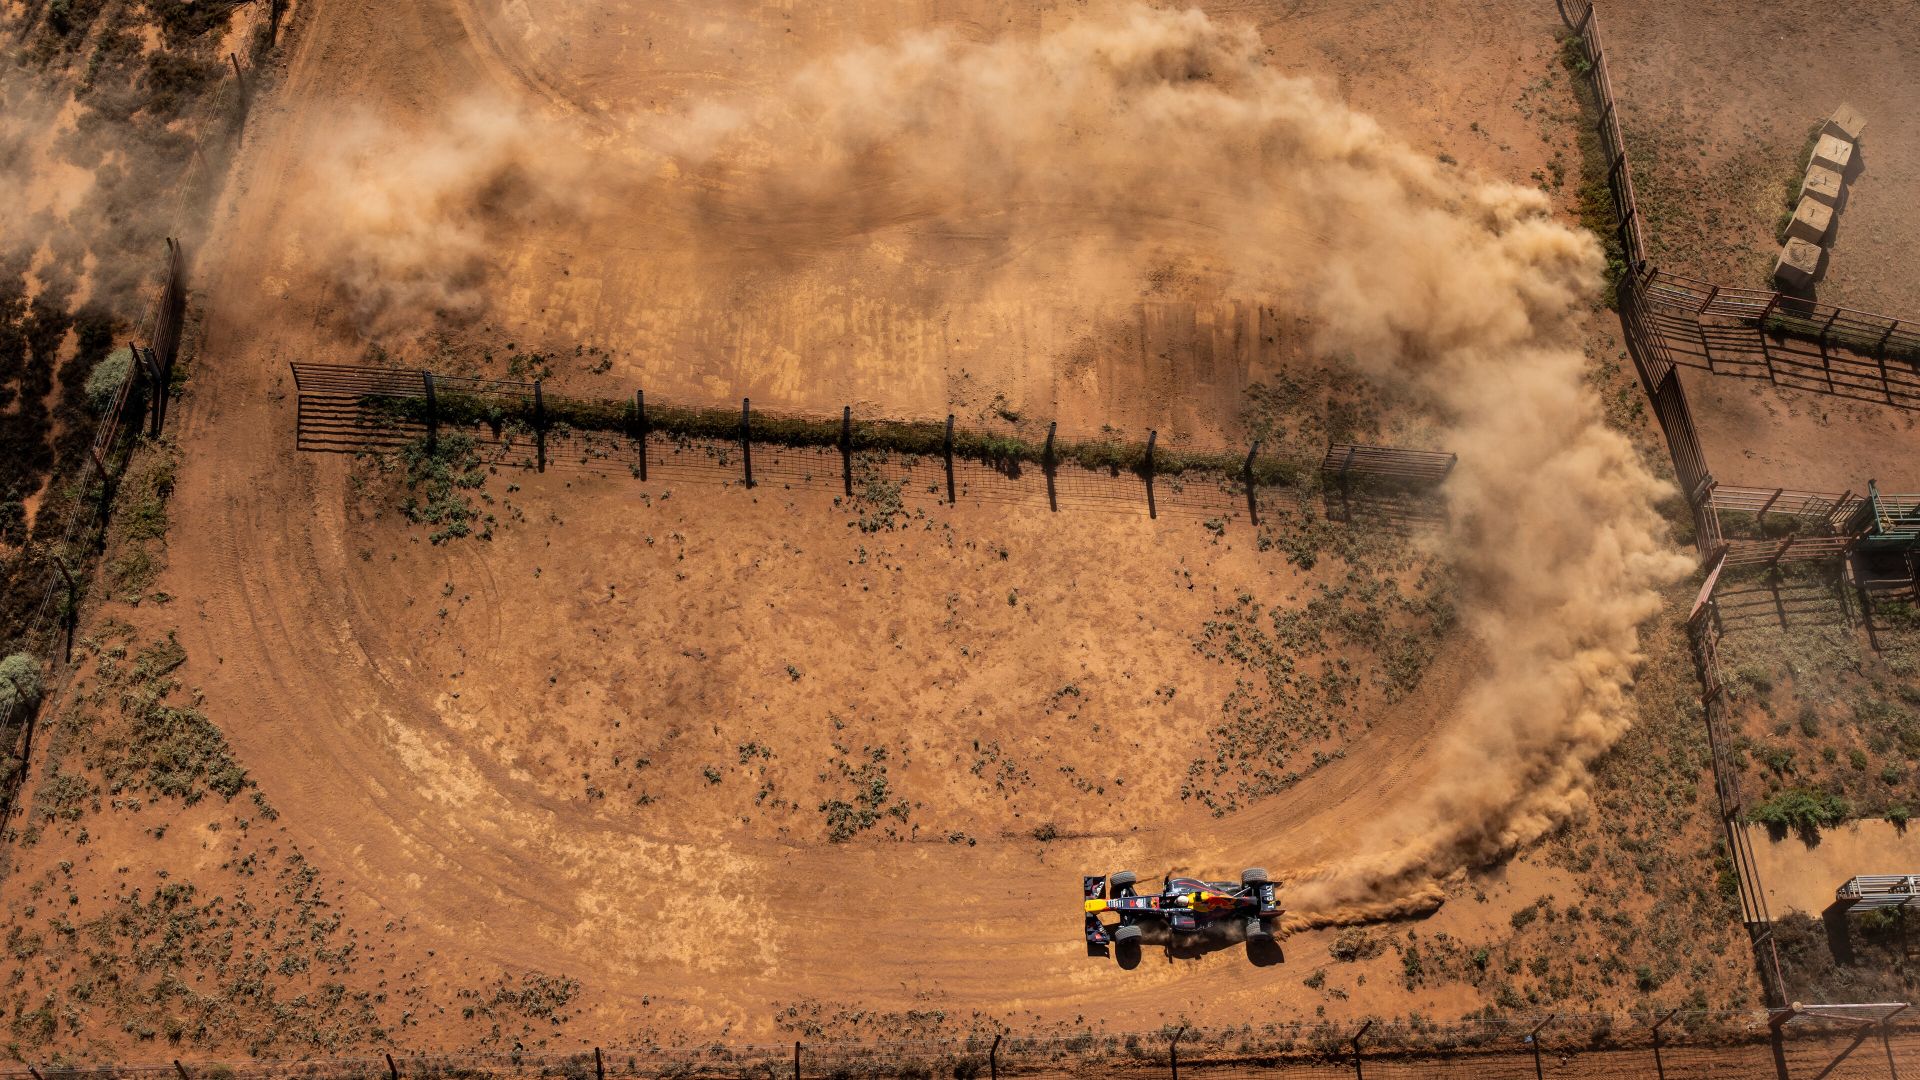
[1110,871,1137,891]
[1113,924,1142,944]
[1245,916,1272,941]
[1242,867,1269,886]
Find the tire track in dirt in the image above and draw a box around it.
[145,0,1511,1031]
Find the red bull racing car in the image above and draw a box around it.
[1083,868,1281,955]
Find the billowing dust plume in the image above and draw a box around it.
[299,97,602,337]
[306,6,1692,912]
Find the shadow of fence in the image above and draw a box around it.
[1641,269,1920,411]
[1711,573,1854,632]
[288,362,1456,529]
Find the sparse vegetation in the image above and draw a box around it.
[388,433,492,543]
[17,0,1920,1058]
[818,745,911,842]
[1186,516,1451,815]
[1712,563,1920,822]
[78,631,251,806]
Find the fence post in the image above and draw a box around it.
[741,398,754,488]
[1044,421,1058,513]
[793,1040,802,1080]
[1650,1008,1678,1080]
[174,1061,189,1080]
[386,1052,399,1080]
[1243,439,1261,526]
[1879,320,1899,359]
[1757,293,1783,379]
[944,414,956,504]
[841,406,853,497]
[28,1067,43,1080]
[533,379,546,473]
[143,346,165,437]
[1144,429,1157,520]
[1596,94,1615,156]
[595,1047,604,1080]
[1351,1018,1373,1080]
[422,371,438,454]
[990,1034,1002,1080]
[1168,1025,1186,1080]
[1526,1015,1555,1080]
[132,339,160,434]
[634,389,647,481]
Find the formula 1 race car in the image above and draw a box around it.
[1083,869,1282,956]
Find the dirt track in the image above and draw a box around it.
[77,0,1647,1042]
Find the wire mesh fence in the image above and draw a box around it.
[22,1010,1920,1080]
[0,240,181,832]
[285,362,1458,528]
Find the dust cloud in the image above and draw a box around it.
[300,96,603,337]
[303,6,1692,913]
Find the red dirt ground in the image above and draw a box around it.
[0,0,1782,1060]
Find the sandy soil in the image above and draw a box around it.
[300,0,1582,437]
[1604,1,1920,316]
[138,0,1551,1036]
[0,0,1776,1058]
[1678,365,1920,493]
[1751,821,1920,919]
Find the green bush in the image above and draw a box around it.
[1749,787,1850,837]
[397,434,488,543]
[0,653,42,715]
[85,347,135,413]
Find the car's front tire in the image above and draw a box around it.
[1113,924,1142,944]
[1110,871,1137,892]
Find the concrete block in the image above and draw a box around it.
[1801,163,1844,206]
[1825,103,1867,143]
[1786,195,1833,245]
[1774,238,1821,289]
[1813,133,1854,172]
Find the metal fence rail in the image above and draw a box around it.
[1644,269,1920,361]
[1641,269,1920,410]
[1561,0,1647,272]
